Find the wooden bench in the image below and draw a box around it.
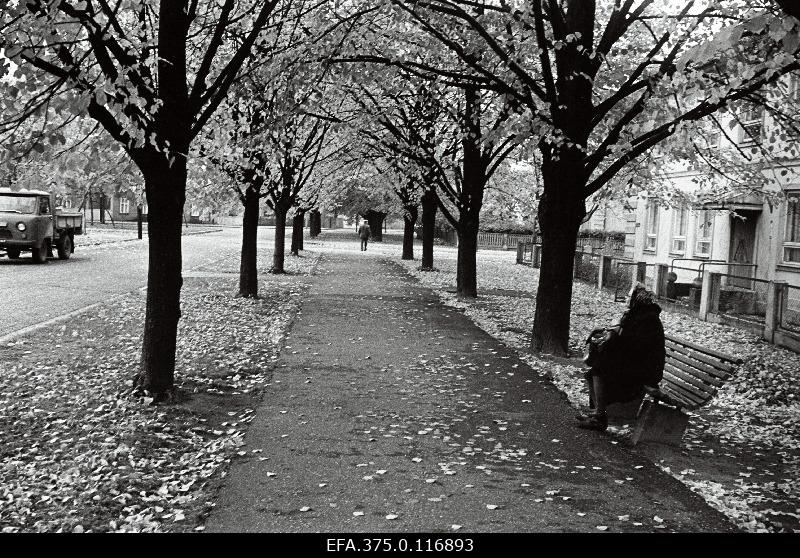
[628,334,743,445]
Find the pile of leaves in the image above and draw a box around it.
[0,250,318,532]
[397,245,800,533]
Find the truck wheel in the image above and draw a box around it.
[57,235,72,260]
[32,242,48,264]
[6,248,20,259]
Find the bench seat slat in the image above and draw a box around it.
[665,340,734,376]
[664,358,724,389]
[654,385,699,410]
[645,385,692,408]
[660,383,704,410]
[665,334,743,365]
[662,371,712,405]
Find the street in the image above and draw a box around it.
[0,227,257,338]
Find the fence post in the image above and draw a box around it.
[503,233,510,250]
[533,244,542,268]
[764,281,788,343]
[516,243,525,264]
[633,262,647,285]
[699,271,721,321]
[655,264,669,298]
[598,256,611,290]
[574,252,583,279]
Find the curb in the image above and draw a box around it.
[81,227,223,247]
[0,246,238,345]
[0,287,146,345]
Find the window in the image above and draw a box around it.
[39,196,51,214]
[671,207,688,255]
[645,202,659,252]
[739,105,764,145]
[119,197,130,214]
[694,210,714,257]
[706,130,721,148]
[789,73,800,102]
[785,194,800,264]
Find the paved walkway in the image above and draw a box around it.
[206,248,734,532]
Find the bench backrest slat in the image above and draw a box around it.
[663,362,718,395]
[665,352,727,386]
[665,339,735,376]
[665,334,743,365]
[663,368,714,403]
[644,335,743,413]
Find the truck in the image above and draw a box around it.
[0,188,83,263]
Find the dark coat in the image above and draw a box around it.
[358,224,371,239]
[589,300,666,403]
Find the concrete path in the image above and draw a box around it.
[206,248,735,532]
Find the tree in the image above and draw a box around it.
[1,1,285,399]
[385,0,800,354]
[335,166,397,242]
[776,1,800,21]
[348,77,442,265]
[335,6,525,296]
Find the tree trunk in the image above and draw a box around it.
[402,205,418,260]
[137,159,186,399]
[454,86,484,299]
[366,210,385,242]
[298,212,304,251]
[272,206,287,273]
[290,211,304,256]
[420,189,437,269]
[456,215,479,298]
[310,209,321,237]
[531,157,586,356]
[238,188,259,298]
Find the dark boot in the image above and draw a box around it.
[576,412,608,431]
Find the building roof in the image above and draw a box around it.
[0,188,51,196]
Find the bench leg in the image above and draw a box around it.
[606,395,644,422]
[630,400,689,446]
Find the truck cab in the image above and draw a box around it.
[0,188,83,263]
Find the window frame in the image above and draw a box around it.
[789,73,800,102]
[783,193,800,266]
[119,197,130,215]
[39,196,51,215]
[693,209,715,259]
[644,202,659,253]
[738,104,764,146]
[706,130,721,149]
[670,206,688,256]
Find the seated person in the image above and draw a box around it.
[577,282,665,431]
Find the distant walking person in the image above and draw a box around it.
[358,219,371,251]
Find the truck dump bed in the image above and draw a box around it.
[55,210,83,234]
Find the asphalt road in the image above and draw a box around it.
[0,227,254,339]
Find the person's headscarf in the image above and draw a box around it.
[628,281,657,309]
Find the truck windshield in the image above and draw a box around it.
[0,195,38,214]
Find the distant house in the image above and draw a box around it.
[575,68,800,350]
[70,188,146,224]
[629,86,800,293]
